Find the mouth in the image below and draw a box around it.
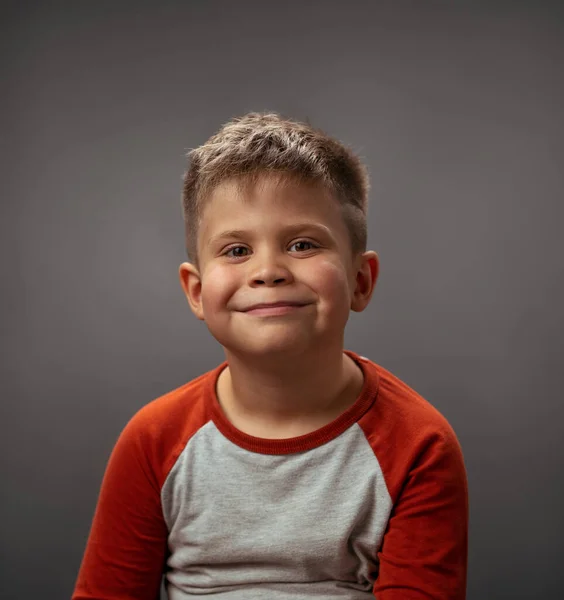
[240,302,311,316]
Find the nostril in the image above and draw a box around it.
[253,278,287,285]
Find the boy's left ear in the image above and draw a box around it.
[350,251,379,312]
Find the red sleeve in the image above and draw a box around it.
[356,361,469,600]
[372,428,469,599]
[71,413,169,600]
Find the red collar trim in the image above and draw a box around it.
[207,350,380,455]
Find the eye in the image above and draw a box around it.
[224,245,250,258]
[289,240,317,252]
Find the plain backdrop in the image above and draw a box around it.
[1,1,563,599]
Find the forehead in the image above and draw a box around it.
[199,174,344,231]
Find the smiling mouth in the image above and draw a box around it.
[242,304,310,316]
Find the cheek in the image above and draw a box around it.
[309,259,351,306]
[201,265,238,311]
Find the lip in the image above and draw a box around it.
[241,302,310,316]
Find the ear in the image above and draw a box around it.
[179,262,205,321]
[350,251,379,312]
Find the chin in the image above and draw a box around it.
[224,333,315,359]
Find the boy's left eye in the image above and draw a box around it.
[289,240,316,252]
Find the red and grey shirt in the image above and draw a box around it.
[72,350,468,599]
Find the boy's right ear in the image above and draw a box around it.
[178,262,205,321]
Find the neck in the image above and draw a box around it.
[216,344,364,435]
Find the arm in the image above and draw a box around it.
[72,415,169,600]
[373,430,469,599]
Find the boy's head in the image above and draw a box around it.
[182,112,369,269]
[179,112,378,358]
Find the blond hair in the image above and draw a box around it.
[182,112,370,266]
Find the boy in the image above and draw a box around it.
[72,112,468,599]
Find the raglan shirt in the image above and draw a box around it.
[72,350,469,600]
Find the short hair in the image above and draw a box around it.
[182,112,370,267]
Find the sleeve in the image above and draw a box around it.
[71,414,169,600]
[373,429,469,599]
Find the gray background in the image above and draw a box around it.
[1,1,563,599]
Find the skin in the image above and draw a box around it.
[179,174,379,438]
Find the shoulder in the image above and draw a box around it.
[356,355,467,501]
[131,367,213,433]
[112,364,221,487]
[359,355,458,441]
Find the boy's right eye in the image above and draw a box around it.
[224,245,249,258]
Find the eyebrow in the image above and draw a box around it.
[208,223,334,247]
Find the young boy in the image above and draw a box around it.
[72,113,468,599]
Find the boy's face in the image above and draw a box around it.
[179,174,378,359]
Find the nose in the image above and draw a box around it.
[248,251,294,287]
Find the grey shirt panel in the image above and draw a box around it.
[161,420,392,599]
